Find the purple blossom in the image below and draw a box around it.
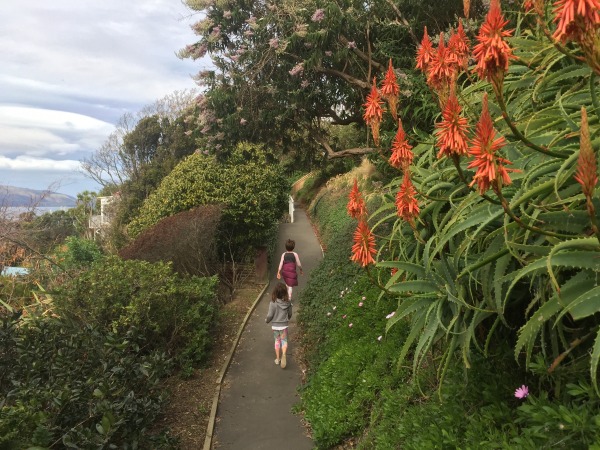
[515,385,529,399]
[347,41,356,49]
[289,62,304,77]
[311,9,325,22]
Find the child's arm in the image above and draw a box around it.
[294,252,304,274]
[277,253,284,279]
[265,302,275,323]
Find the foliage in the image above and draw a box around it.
[25,209,77,253]
[300,172,600,448]
[180,0,470,162]
[0,314,172,449]
[52,256,219,367]
[55,236,104,268]
[128,145,289,255]
[340,2,600,398]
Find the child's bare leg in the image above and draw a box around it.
[287,285,293,301]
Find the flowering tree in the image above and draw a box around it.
[349,0,600,392]
[180,0,471,162]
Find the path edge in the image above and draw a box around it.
[202,281,270,450]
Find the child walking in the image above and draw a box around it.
[265,282,293,369]
[277,238,303,301]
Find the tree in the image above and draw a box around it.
[180,0,473,162]
[80,89,198,189]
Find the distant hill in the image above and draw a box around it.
[0,185,77,207]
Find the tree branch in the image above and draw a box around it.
[384,0,418,43]
[314,65,370,89]
[310,130,376,158]
[338,34,386,73]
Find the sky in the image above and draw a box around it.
[0,0,209,197]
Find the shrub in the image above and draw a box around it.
[119,205,222,276]
[0,315,172,449]
[53,256,218,366]
[128,146,289,255]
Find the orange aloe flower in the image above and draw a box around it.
[574,107,598,197]
[416,26,435,73]
[381,59,400,121]
[472,0,514,85]
[351,219,377,266]
[363,77,384,146]
[435,92,470,158]
[553,0,600,43]
[427,33,458,102]
[389,119,414,169]
[347,178,366,219]
[395,172,420,223]
[448,20,471,69]
[467,94,514,194]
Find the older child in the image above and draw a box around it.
[277,238,303,301]
[265,282,293,369]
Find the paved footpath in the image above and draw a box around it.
[212,206,322,449]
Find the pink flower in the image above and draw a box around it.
[311,9,325,22]
[377,335,383,341]
[240,118,247,125]
[358,302,363,307]
[514,385,529,399]
[386,311,396,319]
[349,323,353,328]
[343,314,347,319]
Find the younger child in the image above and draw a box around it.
[265,282,293,369]
[277,238,303,301]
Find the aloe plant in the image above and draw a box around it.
[362,3,600,393]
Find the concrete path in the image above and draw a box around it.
[212,206,322,449]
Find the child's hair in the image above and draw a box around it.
[272,282,290,302]
[285,239,295,251]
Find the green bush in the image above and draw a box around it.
[53,256,218,367]
[57,236,104,268]
[0,315,172,449]
[128,145,289,255]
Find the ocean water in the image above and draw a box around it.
[4,206,72,219]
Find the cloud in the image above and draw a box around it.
[0,106,114,161]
